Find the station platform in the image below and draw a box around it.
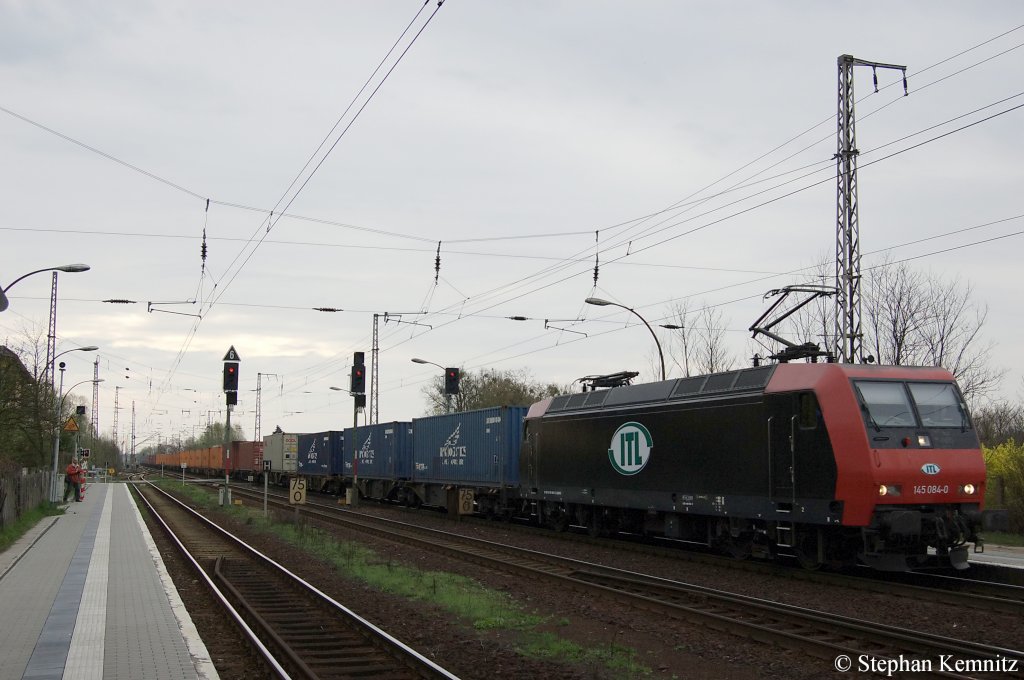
[0,483,219,680]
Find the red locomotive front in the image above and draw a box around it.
[774,364,985,570]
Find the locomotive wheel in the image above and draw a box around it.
[794,534,823,571]
[581,508,604,537]
[550,512,569,533]
[546,504,570,532]
[724,534,753,561]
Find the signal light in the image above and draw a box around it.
[351,365,366,394]
[223,362,239,391]
[444,367,460,395]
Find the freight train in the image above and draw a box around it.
[145,362,985,571]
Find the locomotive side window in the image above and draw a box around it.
[854,381,916,427]
[798,392,819,429]
[908,382,966,428]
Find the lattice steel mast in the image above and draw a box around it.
[45,272,57,385]
[371,314,379,425]
[92,357,100,436]
[254,372,278,461]
[834,54,906,363]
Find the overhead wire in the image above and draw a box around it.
[184,26,1024,426]
[7,20,1023,433]
[144,1,449,424]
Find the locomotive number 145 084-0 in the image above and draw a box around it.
[913,484,949,495]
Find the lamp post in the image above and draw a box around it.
[51,375,104,502]
[0,263,90,313]
[411,358,455,414]
[48,347,99,496]
[585,297,667,381]
[330,386,360,506]
[54,345,100,360]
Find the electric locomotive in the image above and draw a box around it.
[520,363,984,571]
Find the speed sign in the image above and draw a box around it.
[289,477,307,505]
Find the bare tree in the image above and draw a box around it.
[862,260,1003,402]
[662,300,698,377]
[972,400,1024,447]
[863,262,929,366]
[661,299,735,377]
[917,275,1002,402]
[772,256,1002,403]
[695,305,734,373]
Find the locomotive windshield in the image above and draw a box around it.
[907,382,966,428]
[854,380,968,429]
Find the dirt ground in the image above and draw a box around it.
[146,493,1018,679]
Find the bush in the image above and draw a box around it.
[984,439,1024,532]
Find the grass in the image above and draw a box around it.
[0,503,64,553]
[154,479,651,676]
[516,632,649,676]
[984,531,1024,547]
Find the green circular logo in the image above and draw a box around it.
[608,422,653,475]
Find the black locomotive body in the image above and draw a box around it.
[520,363,984,570]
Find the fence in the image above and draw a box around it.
[0,471,51,529]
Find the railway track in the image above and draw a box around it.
[133,482,459,680]
[226,480,1024,615]
[221,485,1024,677]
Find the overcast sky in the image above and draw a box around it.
[2,2,1022,451]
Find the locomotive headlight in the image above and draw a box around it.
[917,435,931,447]
[878,484,901,497]
[961,483,976,496]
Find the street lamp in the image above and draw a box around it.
[54,345,100,361]
[412,358,457,414]
[51,376,105,502]
[585,297,667,381]
[0,264,90,312]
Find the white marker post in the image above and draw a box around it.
[263,460,271,517]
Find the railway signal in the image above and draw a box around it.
[444,368,460,395]
[223,362,239,391]
[351,365,366,394]
[350,352,366,394]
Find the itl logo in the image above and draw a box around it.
[608,422,653,476]
[921,463,941,475]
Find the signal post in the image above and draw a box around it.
[222,346,240,505]
[349,352,366,506]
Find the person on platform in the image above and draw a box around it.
[64,459,82,502]
[77,462,87,501]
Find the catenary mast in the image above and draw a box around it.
[834,54,906,363]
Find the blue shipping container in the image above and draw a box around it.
[297,431,344,477]
[412,406,527,486]
[344,421,413,479]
